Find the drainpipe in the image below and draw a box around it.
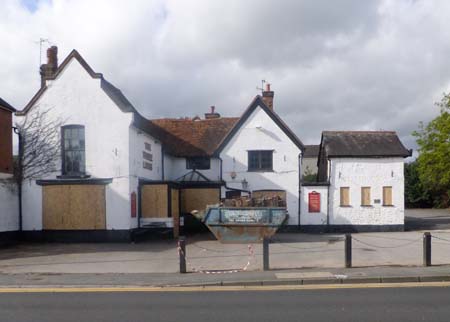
[326,158,331,227]
[13,127,22,232]
[161,145,165,180]
[298,153,302,229]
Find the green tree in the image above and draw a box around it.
[413,93,450,208]
[404,161,432,208]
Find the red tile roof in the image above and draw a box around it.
[147,117,239,157]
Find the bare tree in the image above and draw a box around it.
[1,107,65,230]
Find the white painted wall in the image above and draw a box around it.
[329,158,405,226]
[0,185,19,232]
[220,105,301,225]
[129,126,163,228]
[164,156,221,181]
[17,58,135,231]
[300,185,328,226]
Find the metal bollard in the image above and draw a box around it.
[179,236,187,273]
[423,232,431,267]
[345,234,352,268]
[263,238,270,271]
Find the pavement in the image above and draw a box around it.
[0,208,449,288]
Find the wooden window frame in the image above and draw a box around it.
[61,124,86,177]
[248,150,273,172]
[383,186,394,206]
[340,187,350,207]
[361,187,371,207]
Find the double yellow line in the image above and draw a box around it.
[0,282,449,293]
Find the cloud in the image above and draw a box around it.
[2,0,450,152]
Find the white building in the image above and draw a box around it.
[15,47,163,241]
[7,46,412,242]
[301,131,411,232]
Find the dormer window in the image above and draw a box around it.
[62,125,86,176]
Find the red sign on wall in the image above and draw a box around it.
[308,191,321,213]
[131,192,137,218]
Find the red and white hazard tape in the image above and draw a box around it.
[178,242,254,274]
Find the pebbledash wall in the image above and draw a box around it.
[220,105,302,225]
[299,157,405,231]
[18,58,160,234]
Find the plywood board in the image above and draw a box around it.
[340,187,349,206]
[141,184,168,218]
[361,187,371,206]
[171,188,180,238]
[181,188,220,214]
[43,185,106,230]
[383,186,393,206]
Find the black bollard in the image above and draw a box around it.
[345,234,352,268]
[263,238,270,271]
[423,232,431,267]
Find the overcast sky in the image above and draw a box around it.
[2,0,450,151]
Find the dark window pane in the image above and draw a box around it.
[248,150,273,171]
[186,157,210,170]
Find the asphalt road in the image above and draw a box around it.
[1,286,450,322]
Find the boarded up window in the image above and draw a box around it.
[43,185,106,230]
[340,187,350,206]
[383,186,393,206]
[181,188,220,214]
[361,187,371,206]
[141,184,169,218]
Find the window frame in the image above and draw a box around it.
[61,124,86,177]
[186,157,211,170]
[247,150,274,172]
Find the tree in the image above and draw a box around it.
[302,166,318,183]
[1,108,64,230]
[413,93,450,208]
[404,161,432,208]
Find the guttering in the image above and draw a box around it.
[327,158,331,226]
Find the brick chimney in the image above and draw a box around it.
[40,46,58,87]
[262,83,274,110]
[205,106,221,119]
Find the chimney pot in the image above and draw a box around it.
[205,105,221,119]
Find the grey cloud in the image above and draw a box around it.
[2,0,450,154]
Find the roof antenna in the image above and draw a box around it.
[35,38,50,66]
[256,79,266,94]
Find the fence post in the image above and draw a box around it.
[423,232,431,267]
[179,236,187,273]
[263,238,270,271]
[345,234,352,268]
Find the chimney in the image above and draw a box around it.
[205,105,221,119]
[40,46,58,87]
[262,83,274,110]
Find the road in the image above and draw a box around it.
[1,285,449,322]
